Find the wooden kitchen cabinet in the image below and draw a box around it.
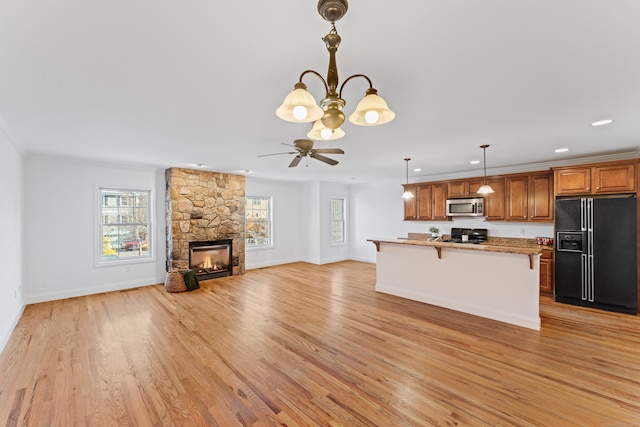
[403,184,417,220]
[416,185,432,220]
[447,179,482,198]
[431,183,449,220]
[506,172,554,222]
[480,178,506,221]
[539,249,554,294]
[554,161,636,196]
[404,183,448,221]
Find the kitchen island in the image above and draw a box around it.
[368,237,543,330]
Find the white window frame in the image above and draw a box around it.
[245,195,273,250]
[330,197,347,245]
[96,185,155,266]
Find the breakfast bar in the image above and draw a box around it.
[368,237,543,330]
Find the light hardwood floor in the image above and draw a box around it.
[1,261,639,426]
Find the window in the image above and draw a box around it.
[245,196,272,248]
[100,188,152,263]
[331,197,346,243]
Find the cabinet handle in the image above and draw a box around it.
[586,187,590,190]
[596,187,599,190]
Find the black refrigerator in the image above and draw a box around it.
[555,195,637,314]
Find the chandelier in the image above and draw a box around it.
[276,0,395,141]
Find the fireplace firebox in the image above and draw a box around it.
[188,239,232,280]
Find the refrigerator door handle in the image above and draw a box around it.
[581,253,588,301]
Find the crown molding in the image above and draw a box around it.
[410,149,640,183]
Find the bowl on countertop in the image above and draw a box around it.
[536,237,553,246]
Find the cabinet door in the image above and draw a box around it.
[554,168,591,195]
[529,173,554,221]
[483,178,506,221]
[593,163,636,193]
[447,180,466,198]
[403,185,417,220]
[539,252,554,294]
[467,179,484,195]
[432,183,449,220]
[506,176,528,221]
[416,185,433,220]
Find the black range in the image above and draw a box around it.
[442,228,488,244]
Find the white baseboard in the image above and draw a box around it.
[0,301,26,355]
[246,256,302,270]
[25,276,164,305]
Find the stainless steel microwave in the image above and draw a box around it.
[446,197,485,217]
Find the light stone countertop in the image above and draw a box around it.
[367,237,545,256]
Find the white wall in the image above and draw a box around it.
[244,178,352,268]
[318,181,350,263]
[24,155,166,303]
[0,130,25,353]
[349,180,554,263]
[245,178,307,269]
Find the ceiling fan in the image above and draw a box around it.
[258,139,344,167]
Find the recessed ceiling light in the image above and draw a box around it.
[193,163,207,168]
[241,169,253,174]
[413,168,422,172]
[555,148,569,153]
[470,160,480,165]
[591,119,614,126]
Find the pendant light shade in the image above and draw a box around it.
[477,145,494,194]
[401,158,414,199]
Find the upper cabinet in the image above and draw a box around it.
[403,184,418,220]
[554,162,636,196]
[404,183,448,221]
[447,179,480,198]
[481,178,507,221]
[506,172,554,222]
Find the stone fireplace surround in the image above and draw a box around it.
[165,168,245,277]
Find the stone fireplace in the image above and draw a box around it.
[165,168,245,277]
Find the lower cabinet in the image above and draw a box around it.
[539,249,554,294]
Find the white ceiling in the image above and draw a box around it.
[1,0,639,184]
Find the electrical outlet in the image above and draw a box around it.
[520,228,526,235]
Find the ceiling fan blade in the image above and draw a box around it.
[258,151,297,157]
[310,153,339,166]
[313,148,344,154]
[289,155,303,167]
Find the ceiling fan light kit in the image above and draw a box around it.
[276,0,395,138]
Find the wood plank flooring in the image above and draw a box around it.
[1,260,639,426]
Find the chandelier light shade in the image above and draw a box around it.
[307,120,345,141]
[276,0,395,138]
[477,144,495,194]
[402,158,414,199]
[349,88,396,126]
[275,82,324,123]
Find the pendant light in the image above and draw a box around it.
[401,158,414,199]
[477,145,495,194]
